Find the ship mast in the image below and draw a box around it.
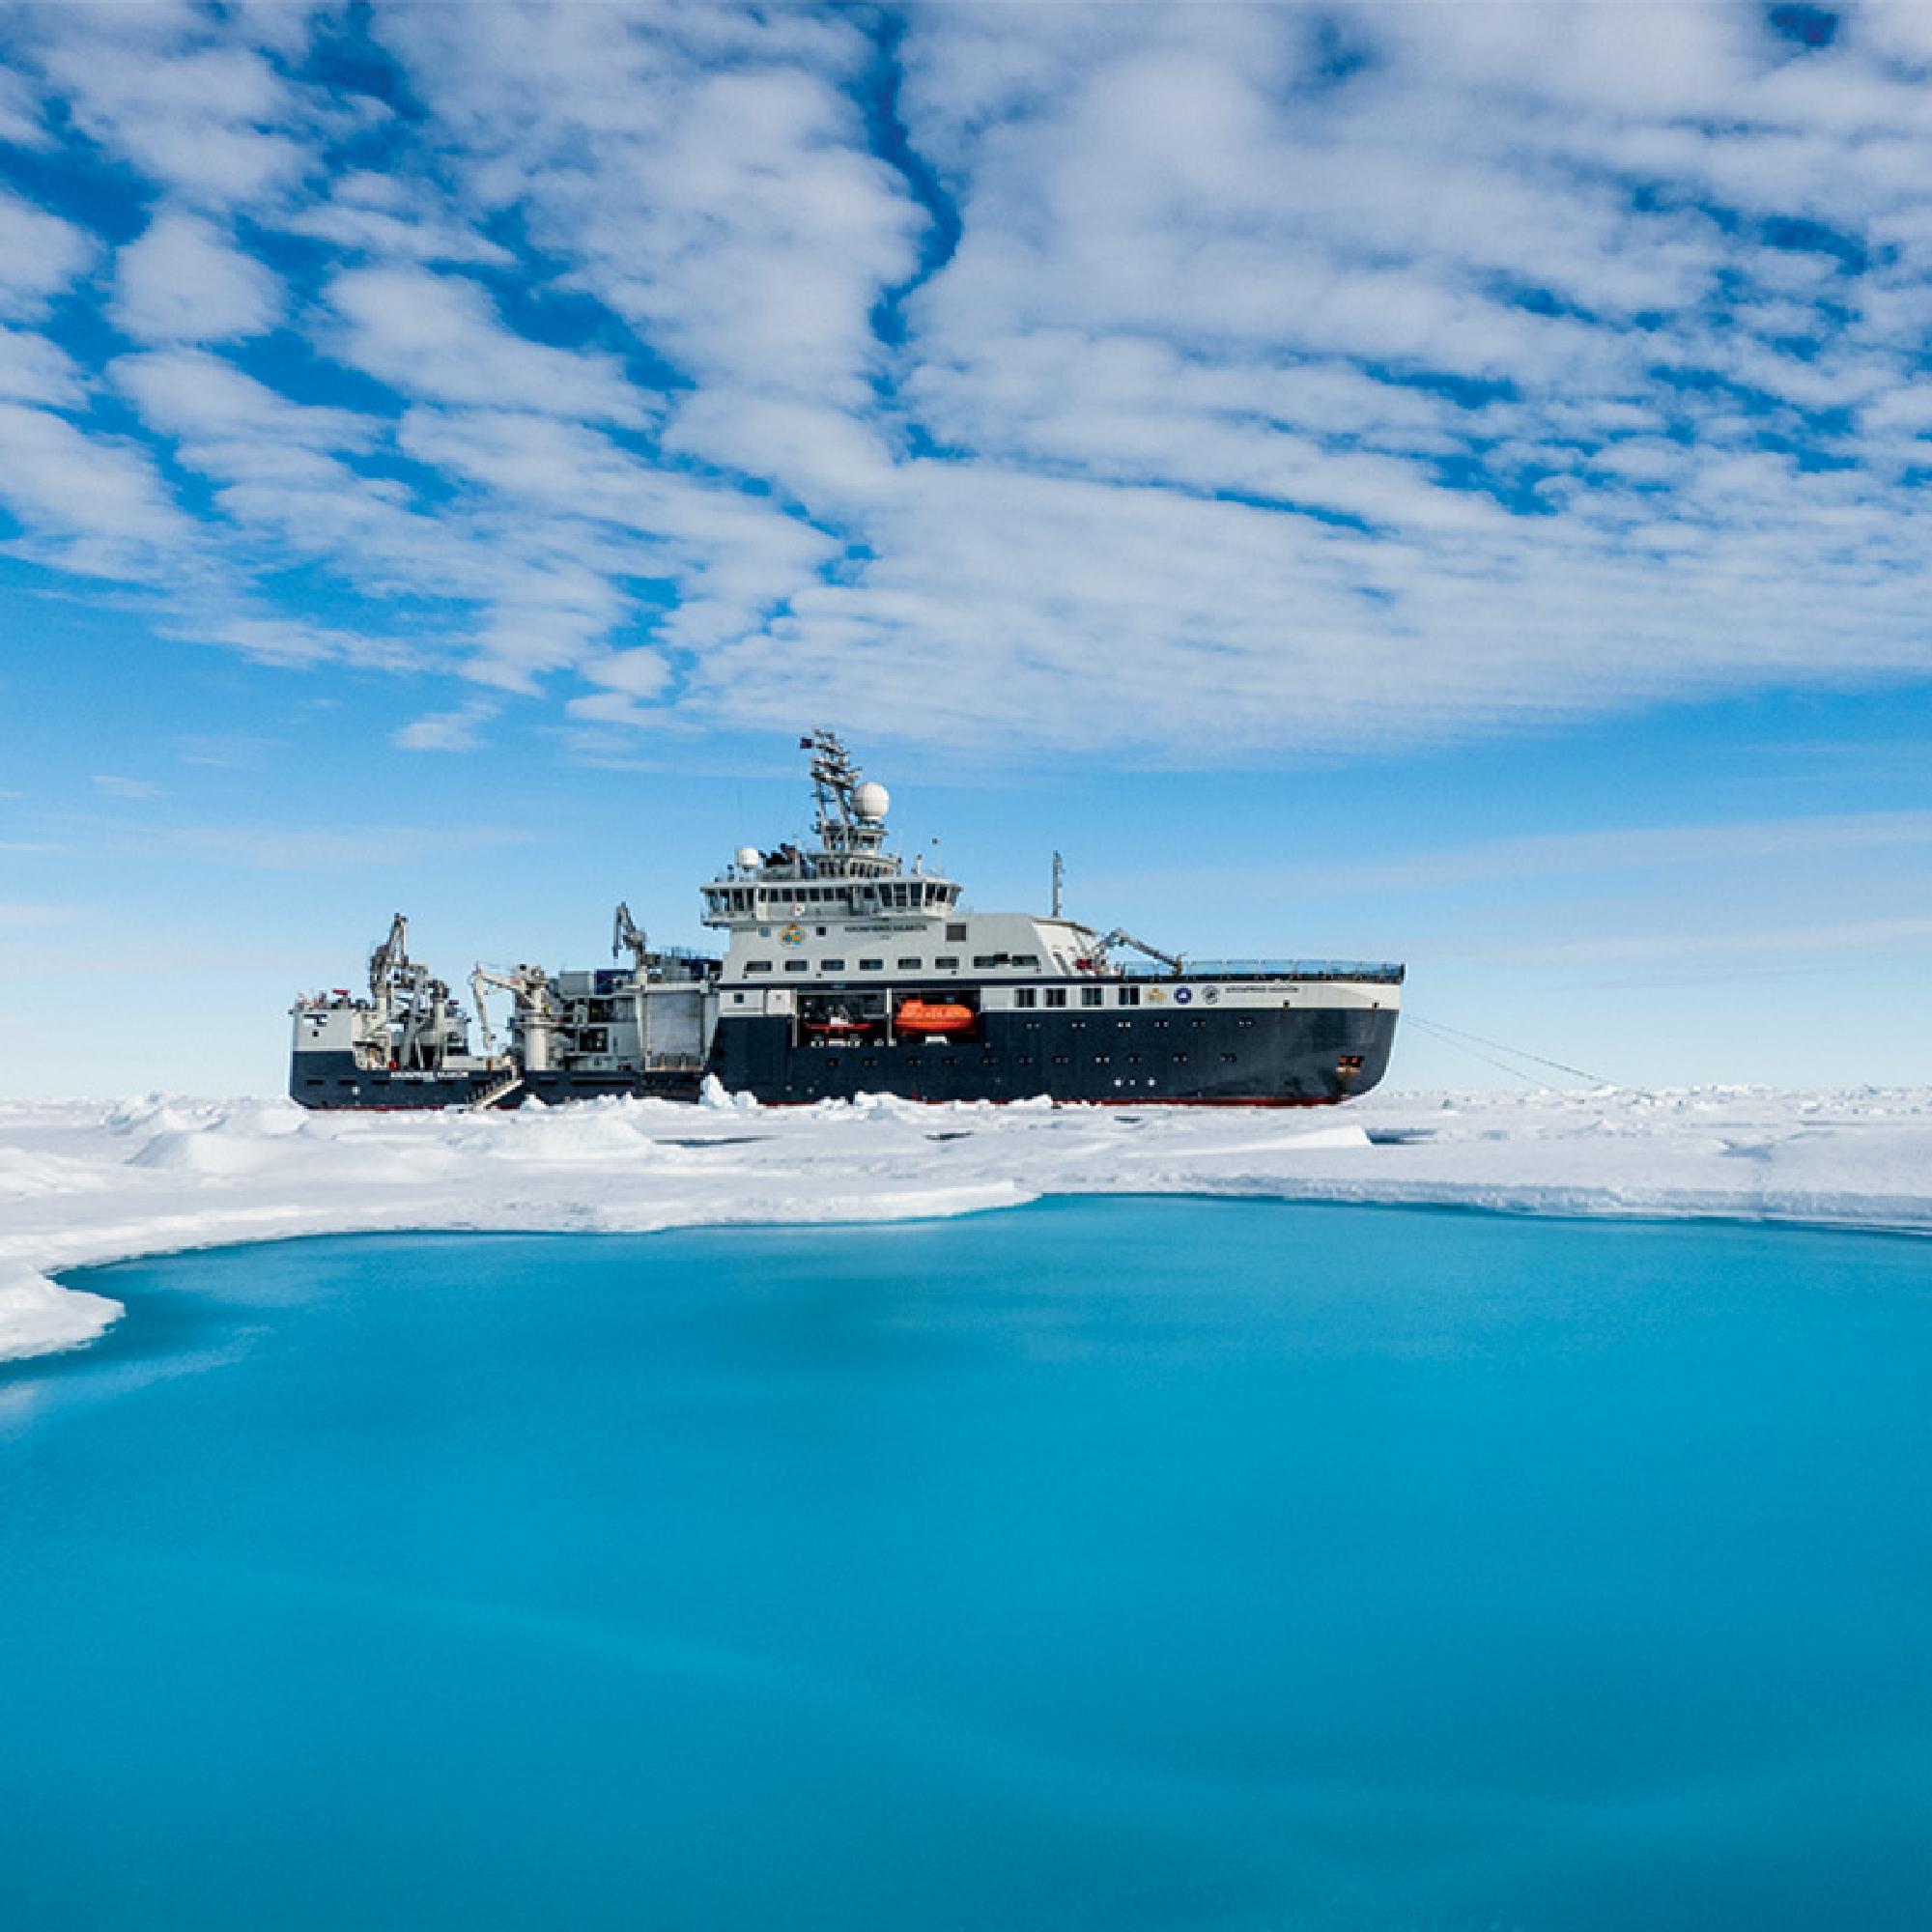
[803,729,892,873]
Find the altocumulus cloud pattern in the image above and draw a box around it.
[3,2,1932,759]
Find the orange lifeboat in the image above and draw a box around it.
[895,998,976,1035]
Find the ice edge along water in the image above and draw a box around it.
[7,1082,1932,1364]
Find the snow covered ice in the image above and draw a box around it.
[5,1084,1932,1363]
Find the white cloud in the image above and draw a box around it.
[112,209,282,343]
[278,171,515,266]
[35,32,314,208]
[393,697,498,753]
[113,346,376,451]
[0,402,198,579]
[0,327,85,409]
[326,265,647,425]
[90,776,164,800]
[375,6,921,408]
[0,189,94,321]
[8,3,1932,761]
[0,65,49,148]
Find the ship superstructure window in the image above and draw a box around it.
[1081,986,1103,1008]
[784,960,809,973]
[897,956,922,969]
[973,954,1001,968]
[823,958,846,971]
[947,923,967,941]
[1015,988,1037,1009]
[1044,988,1066,1008]
[1118,985,1141,1007]
[935,955,959,970]
[860,957,884,971]
[747,961,772,974]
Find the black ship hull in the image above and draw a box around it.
[290,1052,707,1110]
[292,1003,1397,1110]
[712,1002,1398,1106]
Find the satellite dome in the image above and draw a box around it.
[735,845,762,869]
[853,781,890,822]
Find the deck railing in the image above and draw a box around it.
[1117,958,1406,984]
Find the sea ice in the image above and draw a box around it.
[3,1084,1931,1362]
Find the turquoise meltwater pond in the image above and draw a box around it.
[4,1199,1931,1930]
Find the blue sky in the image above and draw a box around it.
[2,0,1931,1096]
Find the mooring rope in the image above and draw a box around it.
[1406,1014,1619,1090]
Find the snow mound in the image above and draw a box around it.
[0,1263,122,1362]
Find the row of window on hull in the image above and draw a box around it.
[736,966,1161,1007]
[743,952,1042,976]
[705,880,959,918]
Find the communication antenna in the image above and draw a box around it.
[1051,850,1064,919]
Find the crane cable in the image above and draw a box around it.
[1406,1014,1620,1090]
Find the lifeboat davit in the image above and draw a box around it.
[895,998,976,1035]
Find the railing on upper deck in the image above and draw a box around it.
[1117,958,1406,984]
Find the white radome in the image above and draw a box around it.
[735,846,761,869]
[853,781,890,822]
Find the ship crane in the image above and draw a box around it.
[368,913,411,1003]
[469,963,554,1065]
[1088,927,1186,977]
[366,911,459,1069]
[612,901,648,977]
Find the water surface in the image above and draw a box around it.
[4,1199,1931,1929]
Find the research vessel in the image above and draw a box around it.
[289,731,1403,1109]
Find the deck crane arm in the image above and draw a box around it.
[612,901,648,975]
[368,913,410,1001]
[469,963,551,1061]
[1089,927,1186,977]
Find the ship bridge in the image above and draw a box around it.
[701,730,962,930]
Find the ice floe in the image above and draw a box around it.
[4,1083,1932,1362]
